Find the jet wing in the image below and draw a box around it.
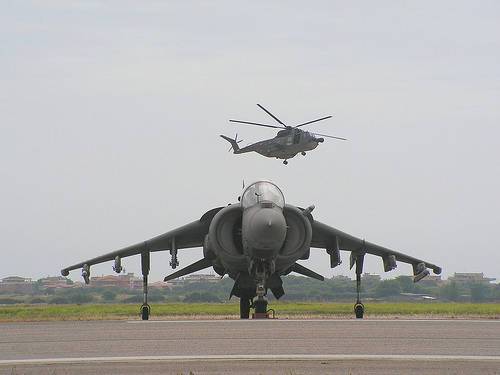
[61,207,223,276]
[310,220,442,275]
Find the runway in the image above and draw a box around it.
[1,319,499,374]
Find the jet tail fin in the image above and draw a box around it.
[164,258,212,282]
[220,134,241,153]
[291,263,325,281]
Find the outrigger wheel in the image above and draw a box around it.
[140,303,151,321]
[354,302,364,319]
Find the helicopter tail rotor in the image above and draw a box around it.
[221,134,243,153]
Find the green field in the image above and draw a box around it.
[0,302,499,322]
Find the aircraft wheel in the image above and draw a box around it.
[301,152,306,156]
[354,302,364,319]
[141,304,150,321]
[254,299,268,314]
[240,297,251,319]
[283,160,288,165]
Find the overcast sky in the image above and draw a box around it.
[1,1,499,283]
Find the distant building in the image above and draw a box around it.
[331,275,352,282]
[150,281,171,290]
[448,273,495,285]
[90,273,142,289]
[38,276,75,290]
[0,276,34,293]
[362,273,381,286]
[183,274,221,283]
[420,275,443,286]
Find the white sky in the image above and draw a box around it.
[1,1,499,283]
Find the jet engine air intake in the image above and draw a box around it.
[208,204,247,274]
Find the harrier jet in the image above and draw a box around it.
[61,181,441,320]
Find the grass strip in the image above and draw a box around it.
[0,302,499,322]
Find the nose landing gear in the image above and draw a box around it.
[283,160,288,165]
[252,284,270,319]
[252,297,269,319]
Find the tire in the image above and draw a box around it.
[141,305,150,320]
[354,302,364,319]
[240,297,251,319]
[254,299,268,314]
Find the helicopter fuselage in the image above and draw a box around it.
[222,104,344,163]
[237,129,324,160]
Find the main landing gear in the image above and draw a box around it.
[301,151,306,156]
[240,297,251,319]
[283,160,288,165]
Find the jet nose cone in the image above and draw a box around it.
[242,205,287,259]
[250,209,286,240]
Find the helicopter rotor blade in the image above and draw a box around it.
[229,119,283,129]
[256,104,287,127]
[295,115,333,128]
[312,132,347,141]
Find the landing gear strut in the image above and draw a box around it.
[140,252,151,321]
[352,252,365,319]
[354,271,364,319]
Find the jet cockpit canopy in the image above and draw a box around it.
[241,181,285,209]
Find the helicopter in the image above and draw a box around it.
[220,104,347,165]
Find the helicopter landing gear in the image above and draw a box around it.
[283,160,288,165]
[301,151,306,156]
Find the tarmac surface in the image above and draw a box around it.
[1,319,499,374]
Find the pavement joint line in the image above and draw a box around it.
[1,355,500,365]
[126,319,500,324]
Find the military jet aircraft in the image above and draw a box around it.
[221,104,347,165]
[61,181,441,320]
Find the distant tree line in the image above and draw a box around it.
[1,275,500,305]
